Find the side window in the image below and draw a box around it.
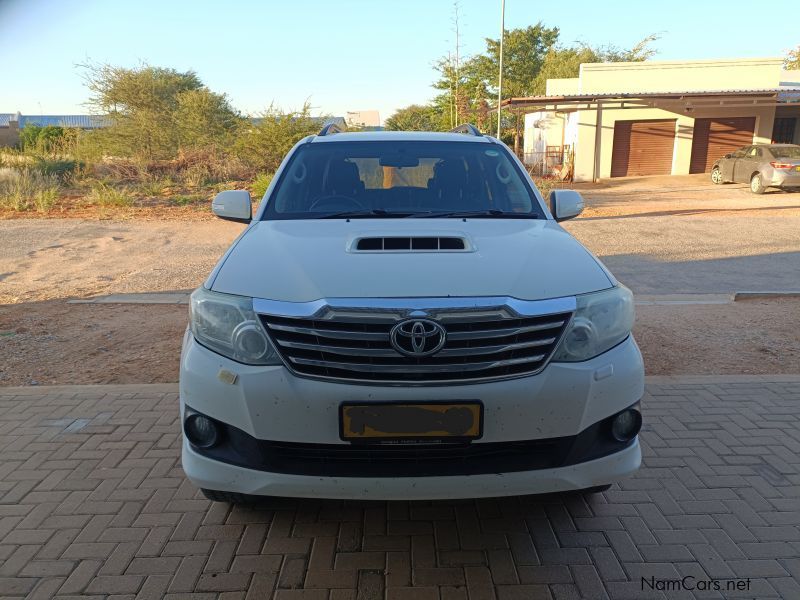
[731,147,749,158]
[746,147,761,158]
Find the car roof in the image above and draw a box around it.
[309,131,496,144]
[753,143,800,147]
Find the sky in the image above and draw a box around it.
[1,0,796,124]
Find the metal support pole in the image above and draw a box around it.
[497,0,505,139]
[592,101,603,183]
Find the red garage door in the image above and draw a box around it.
[610,119,677,177]
[689,117,756,174]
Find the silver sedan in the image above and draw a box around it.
[711,144,800,194]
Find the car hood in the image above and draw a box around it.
[209,219,613,302]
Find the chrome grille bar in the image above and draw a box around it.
[256,295,575,385]
[287,354,548,373]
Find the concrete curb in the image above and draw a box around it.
[635,294,732,305]
[68,292,191,305]
[734,291,800,301]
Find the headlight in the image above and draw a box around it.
[189,287,281,365]
[552,285,634,362]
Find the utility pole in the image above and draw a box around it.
[497,0,505,139]
[452,2,461,125]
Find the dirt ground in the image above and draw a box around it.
[0,298,798,386]
[2,174,799,304]
[1,173,799,382]
[0,302,187,386]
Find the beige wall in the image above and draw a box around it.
[572,104,776,181]
[525,57,793,181]
[546,78,580,96]
[0,121,19,147]
[579,57,784,94]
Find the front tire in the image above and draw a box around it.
[750,173,766,194]
[711,167,723,185]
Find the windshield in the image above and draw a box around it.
[262,141,545,219]
[771,146,800,159]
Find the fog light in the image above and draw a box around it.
[184,414,219,448]
[610,408,642,442]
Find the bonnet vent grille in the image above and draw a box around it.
[355,237,467,251]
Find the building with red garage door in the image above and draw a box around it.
[513,58,800,182]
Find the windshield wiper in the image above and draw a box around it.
[316,209,414,219]
[409,209,537,219]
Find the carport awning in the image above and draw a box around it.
[499,88,800,112]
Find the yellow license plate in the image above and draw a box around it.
[340,402,483,441]
[796,166,800,172]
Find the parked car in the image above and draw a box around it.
[711,143,800,194]
[180,124,644,502]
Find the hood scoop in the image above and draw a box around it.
[353,236,470,252]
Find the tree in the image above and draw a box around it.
[384,104,445,131]
[470,24,561,100]
[175,88,242,150]
[786,45,800,69]
[434,24,560,149]
[233,103,321,172]
[531,35,659,95]
[82,62,240,159]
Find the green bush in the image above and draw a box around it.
[33,157,82,180]
[233,103,320,172]
[136,175,172,197]
[171,193,204,206]
[19,125,78,154]
[250,172,273,199]
[87,182,134,207]
[0,168,61,212]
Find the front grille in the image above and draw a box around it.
[259,309,572,384]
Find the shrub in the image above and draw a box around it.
[19,125,78,154]
[87,182,134,207]
[250,172,273,199]
[0,168,61,212]
[33,157,82,181]
[233,103,320,172]
[136,175,172,197]
[171,193,204,206]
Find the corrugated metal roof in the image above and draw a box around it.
[502,87,800,107]
[0,114,110,128]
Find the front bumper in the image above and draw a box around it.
[182,436,641,500]
[179,332,644,499]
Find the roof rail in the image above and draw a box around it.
[318,122,346,136]
[450,123,482,136]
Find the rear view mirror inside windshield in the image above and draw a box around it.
[379,155,420,168]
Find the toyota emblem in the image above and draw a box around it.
[390,319,447,357]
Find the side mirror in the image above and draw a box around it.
[212,190,252,223]
[549,189,584,222]
[724,153,732,159]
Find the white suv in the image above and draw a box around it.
[180,125,644,502]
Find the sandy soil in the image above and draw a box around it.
[0,219,242,304]
[2,174,799,304]
[0,302,187,385]
[634,298,800,375]
[1,298,797,386]
[1,174,798,384]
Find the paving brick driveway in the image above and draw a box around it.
[1,376,799,600]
